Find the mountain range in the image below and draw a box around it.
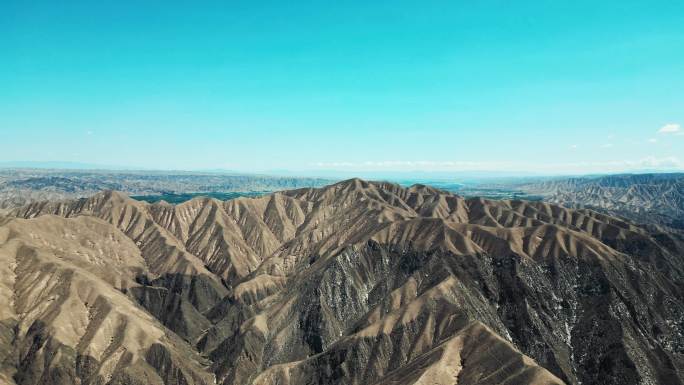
[519,173,684,229]
[0,169,331,210]
[1,178,682,384]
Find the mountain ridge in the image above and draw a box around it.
[2,178,683,384]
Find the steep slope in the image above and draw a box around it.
[4,178,684,385]
[0,215,215,385]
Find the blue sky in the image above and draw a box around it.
[2,0,683,175]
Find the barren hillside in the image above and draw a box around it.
[1,179,683,385]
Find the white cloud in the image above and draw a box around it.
[569,144,579,149]
[658,123,681,134]
[629,156,682,169]
[312,161,357,168]
[312,160,513,171]
[310,157,684,174]
[601,143,613,148]
[647,138,657,143]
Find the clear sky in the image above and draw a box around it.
[2,0,683,175]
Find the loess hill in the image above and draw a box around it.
[0,178,683,385]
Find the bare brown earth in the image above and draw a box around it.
[1,178,683,385]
